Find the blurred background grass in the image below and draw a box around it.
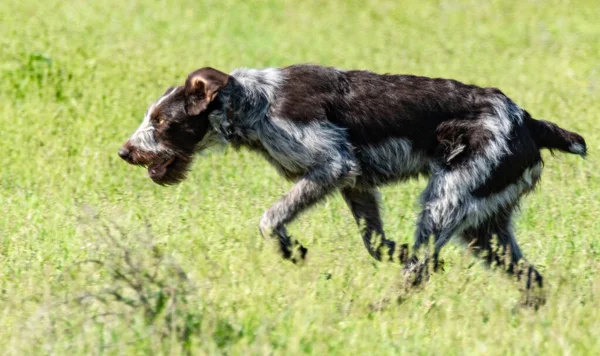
[0,0,599,354]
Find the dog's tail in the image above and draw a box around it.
[524,111,587,157]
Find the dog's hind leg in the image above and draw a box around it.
[461,206,522,267]
[341,187,409,263]
[409,172,468,272]
[259,165,353,263]
[461,208,542,289]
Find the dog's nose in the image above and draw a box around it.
[118,147,130,160]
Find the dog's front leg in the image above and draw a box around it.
[341,187,409,263]
[259,167,348,263]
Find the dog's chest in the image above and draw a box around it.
[242,139,307,180]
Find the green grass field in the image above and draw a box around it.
[1,0,599,354]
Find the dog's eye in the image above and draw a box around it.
[155,117,166,126]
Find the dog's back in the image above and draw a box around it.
[269,64,585,188]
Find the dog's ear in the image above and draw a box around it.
[184,67,230,116]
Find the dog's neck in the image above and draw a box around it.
[209,68,283,146]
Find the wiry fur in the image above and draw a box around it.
[119,64,587,289]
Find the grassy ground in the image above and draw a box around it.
[1,0,599,354]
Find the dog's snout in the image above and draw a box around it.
[118,146,131,161]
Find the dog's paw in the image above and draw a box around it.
[397,243,410,264]
[282,240,307,265]
[525,265,543,289]
[434,258,446,272]
[290,244,308,264]
[519,290,546,310]
[511,265,546,310]
[402,257,430,287]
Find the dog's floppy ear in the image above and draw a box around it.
[184,67,230,116]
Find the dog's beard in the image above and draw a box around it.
[125,149,192,186]
[147,153,194,186]
[147,156,176,181]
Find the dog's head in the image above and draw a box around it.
[118,67,230,185]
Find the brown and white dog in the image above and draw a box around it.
[118,64,586,288]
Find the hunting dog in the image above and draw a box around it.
[118,64,586,288]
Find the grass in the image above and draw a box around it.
[1,0,599,354]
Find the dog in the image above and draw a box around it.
[118,64,586,288]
